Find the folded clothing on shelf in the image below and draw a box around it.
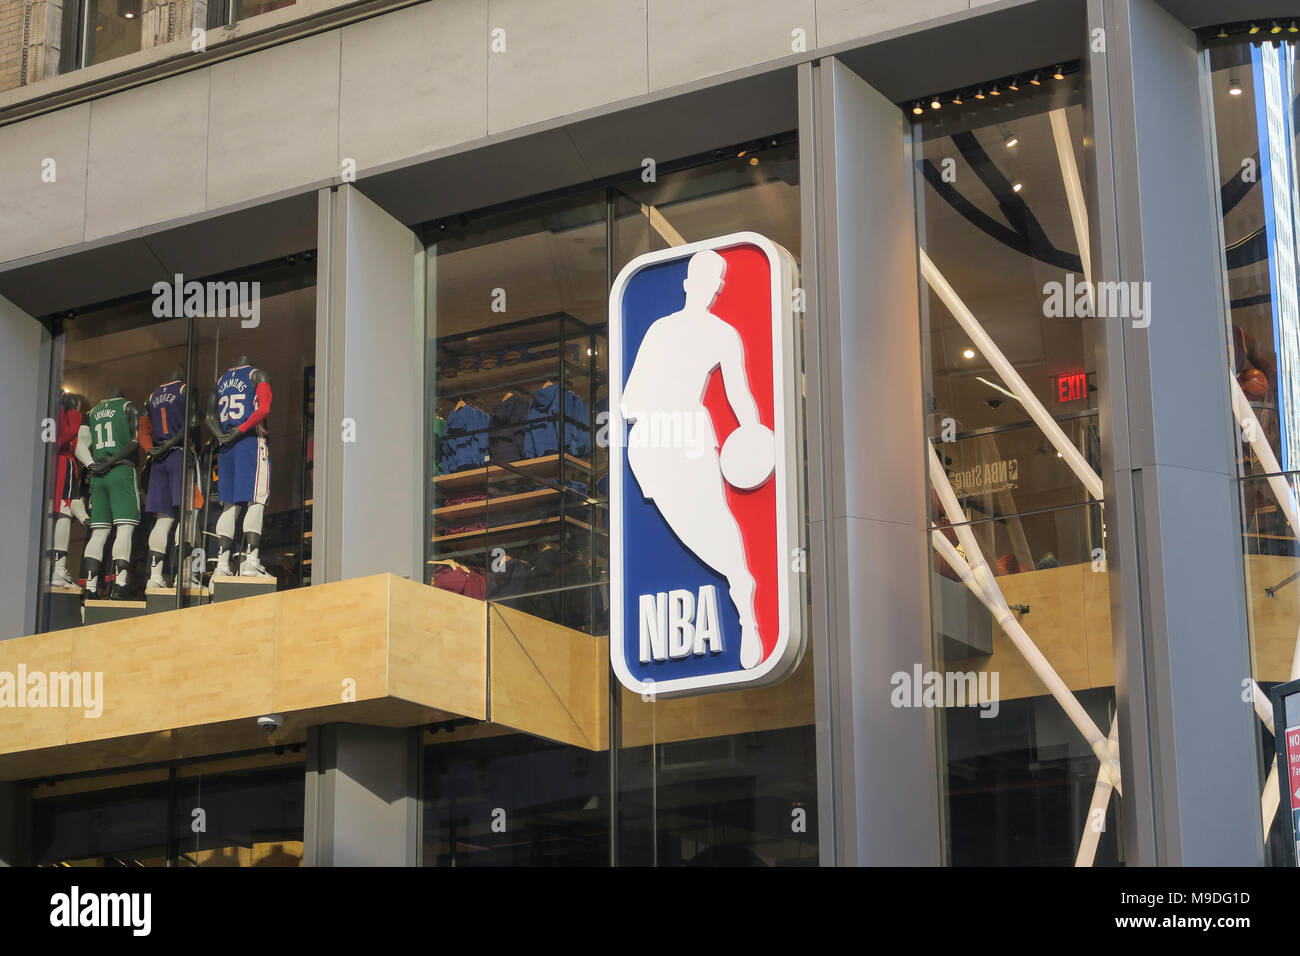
[440,403,491,474]
[523,384,592,459]
[432,565,487,600]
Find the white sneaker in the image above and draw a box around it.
[146,575,167,591]
[50,569,78,589]
[214,562,232,577]
[240,558,272,578]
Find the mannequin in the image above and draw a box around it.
[48,391,89,588]
[145,366,202,589]
[77,387,143,600]
[206,355,273,577]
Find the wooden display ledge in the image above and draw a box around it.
[430,513,596,550]
[0,575,487,781]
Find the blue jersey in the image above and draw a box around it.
[216,365,257,433]
[148,380,186,442]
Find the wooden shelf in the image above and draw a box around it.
[433,487,559,524]
[433,454,591,496]
[436,356,593,398]
[430,514,596,552]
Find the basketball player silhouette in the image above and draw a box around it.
[620,249,775,669]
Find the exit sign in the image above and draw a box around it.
[1055,370,1088,404]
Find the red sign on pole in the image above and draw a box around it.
[1286,725,1300,810]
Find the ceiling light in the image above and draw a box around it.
[1052,65,1065,80]
[912,102,924,115]
[1248,22,1260,35]
[1228,72,1243,95]
[1005,134,1019,148]
[748,156,758,165]
[1289,20,1298,34]
[1270,20,1282,34]
[931,97,942,110]
[952,93,963,105]
[962,348,976,359]
[1217,26,1229,39]
[1029,72,1042,86]
[1012,182,1024,192]
[975,89,986,100]
[990,84,1001,96]
[1008,79,1020,92]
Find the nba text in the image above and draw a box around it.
[152,273,261,328]
[639,587,724,662]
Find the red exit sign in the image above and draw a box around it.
[1055,370,1088,404]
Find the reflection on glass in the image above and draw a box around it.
[914,67,1121,865]
[1209,36,1300,867]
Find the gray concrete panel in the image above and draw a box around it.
[84,69,209,243]
[0,104,89,264]
[486,0,649,134]
[339,0,488,174]
[647,0,816,91]
[206,31,341,210]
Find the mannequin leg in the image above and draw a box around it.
[110,521,136,598]
[81,527,110,598]
[240,502,269,576]
[215,503,242,576]
[49,511,78,588]
[148,515,175,589]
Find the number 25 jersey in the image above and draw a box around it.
[216,366,265,436]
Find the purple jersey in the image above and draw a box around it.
[216,365,256,433]
[148,380,186,442]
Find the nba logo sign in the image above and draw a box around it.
[609,232,805,697]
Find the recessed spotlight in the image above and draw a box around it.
[912,102,924,115]
[931,97,942,110]
[963,348,976,359]
[748,156,758,165]
[952,93,963,105]
[1270,20,1282,34]
[1012,182,1024,193]
[990,84,1001,96]
[1228,72,1243,95]
[1005,135,1019,148]
[1008,79,1020,92]
[1217,26,1229,39]
[1029,72,1042,86]
[1249,22,1260,35]
[975,89,986,100]
[1290,20,1299,34]
[1053,65,1065,80]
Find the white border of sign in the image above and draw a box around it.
[608,231,805,698]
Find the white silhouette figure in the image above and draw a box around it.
[621,249,775,669]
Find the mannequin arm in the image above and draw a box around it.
[89,404,141,475]
[75,425,93,468]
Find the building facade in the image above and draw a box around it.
[0,0,1294,866]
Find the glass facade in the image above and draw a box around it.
[31,754,305,866]
[913,65,1122,865]
[37,256,315,632]
[419,138,813,866]
[1207,34,1300,867]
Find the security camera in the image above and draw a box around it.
[257,714,284,733]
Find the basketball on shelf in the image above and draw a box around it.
[1238,367,1270,402]
[719,423,776,490]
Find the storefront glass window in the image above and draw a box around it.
[37,255,315,633]
[1206,34,1300,866]
[420,137,813,867]
[913,65,1123,865]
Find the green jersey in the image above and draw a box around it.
[87,397,132,461]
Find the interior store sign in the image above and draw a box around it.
[608,232,805,697]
